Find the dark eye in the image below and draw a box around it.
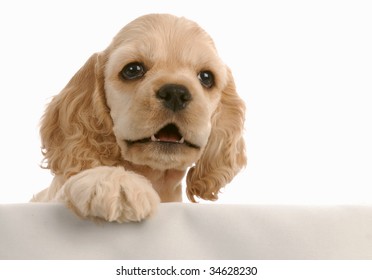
[120,62,146,80]
[198,70,215,88]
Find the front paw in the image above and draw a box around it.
[61,166,160,222]
[104,168,161,222]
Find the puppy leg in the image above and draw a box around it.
[54,166,160,222]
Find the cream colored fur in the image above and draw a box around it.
[32,14,246,222]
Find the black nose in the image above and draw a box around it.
[156,84,192,112]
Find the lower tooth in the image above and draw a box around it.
[178,137,185,144]
[151,135,158,142]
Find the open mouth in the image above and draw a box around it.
[126,123,199,149]
[151,123,184,143]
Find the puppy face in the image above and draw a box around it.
[104,15,228,170]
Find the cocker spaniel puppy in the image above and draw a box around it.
[32,14,246,222]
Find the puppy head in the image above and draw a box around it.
[41,14,246,201]
[104,14,227,170]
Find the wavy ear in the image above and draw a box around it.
[186,68,247,202]
[40,53,121,178]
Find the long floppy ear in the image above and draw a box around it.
[40,53,122,179]
[186,68,247,202]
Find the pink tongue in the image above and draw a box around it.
[156,131,180,142]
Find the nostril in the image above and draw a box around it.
[180,91,192,102]
[157,89,172,101]
[156,84,192,112]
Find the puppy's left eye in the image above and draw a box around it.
[198,71,215,88]
[120,62,146,80]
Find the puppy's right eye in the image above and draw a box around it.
[120,62,146,80]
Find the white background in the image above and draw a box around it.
[0,0,371,204]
